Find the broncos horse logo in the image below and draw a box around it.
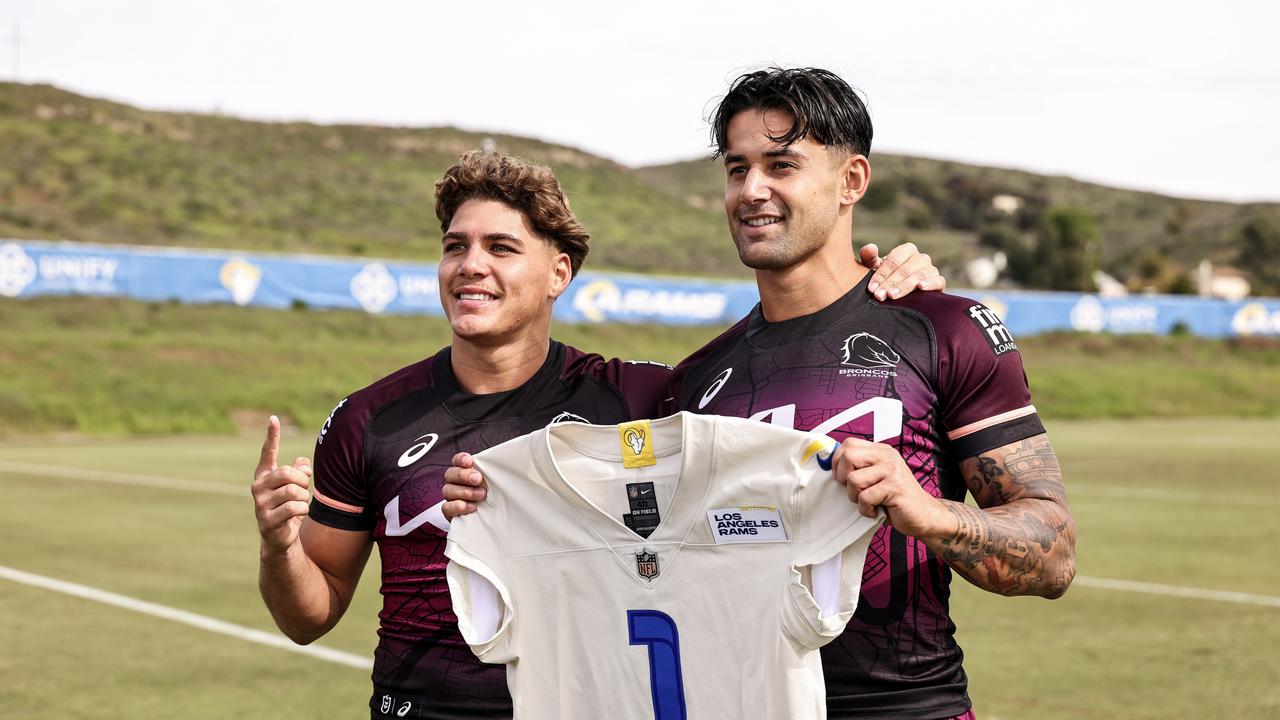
[841,332,901,368]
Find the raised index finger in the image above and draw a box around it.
[257,415,281,475]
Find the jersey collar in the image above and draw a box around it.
[530,412,716,586]
[431,341,567,422]
[745,271,874,348]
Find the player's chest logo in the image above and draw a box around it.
[698,367,733,409]
[635,550,660,579]
[383,429,448,536]
[396,432,439,468]
[383,495,448,536]
[839,332,900,378]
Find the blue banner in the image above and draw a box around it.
[3,239,1279,337]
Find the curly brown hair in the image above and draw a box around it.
[435,151,590,277]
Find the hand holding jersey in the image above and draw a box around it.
[832,437,952,537]
[445,413,883,719]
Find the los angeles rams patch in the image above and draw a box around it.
[707,507,787,543]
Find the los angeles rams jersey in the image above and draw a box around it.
[445,412,882,720]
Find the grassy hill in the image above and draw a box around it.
[0,83,738,275]
[2,82,1276,284]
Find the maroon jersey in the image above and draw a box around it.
[309,341,670,719]
[663,274,1044,720]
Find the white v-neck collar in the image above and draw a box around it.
[530,412,717,585]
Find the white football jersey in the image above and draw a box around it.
[445,411,882,719]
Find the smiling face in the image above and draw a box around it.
[438,198,571,345]
[723,108,852,271]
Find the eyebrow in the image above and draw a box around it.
[442,231,524,244]
[723,146,806,165]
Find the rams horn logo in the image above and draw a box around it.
[841,332,900,369]
[624,427,646,455]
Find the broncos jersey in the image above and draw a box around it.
[662,273,1045,720]
[309,341,671,719]
[445,412,882,719]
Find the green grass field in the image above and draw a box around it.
[2,417,1277,718]
[4,297,1280,438]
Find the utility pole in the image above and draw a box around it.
[3,22,28,81]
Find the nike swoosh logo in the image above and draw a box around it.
[815,449,834,471]
[803,439,836,471]
[640,488,653,495]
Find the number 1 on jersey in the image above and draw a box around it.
[627,610,687,720]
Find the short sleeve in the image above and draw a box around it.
[563,347,673,421]
[308,396,376,531]
[781,437,883,650]
[937,301,1045,458]
[444,491,517,664]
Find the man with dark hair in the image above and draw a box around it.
[446,67,1076,719]
[688,66,1075,719]
[252,148,943,719]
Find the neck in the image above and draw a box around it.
[449,332,552,394]
[756,228,869,322]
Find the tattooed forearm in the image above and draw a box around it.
[928,434,1076,598]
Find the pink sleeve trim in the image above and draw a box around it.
[312,488,365,515]
[947,405,1038,441]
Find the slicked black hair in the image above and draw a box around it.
[710,67,873,158]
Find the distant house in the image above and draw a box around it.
[1092,270,1128,298]
[1197,260,1251,301]
[990,194,1024,215]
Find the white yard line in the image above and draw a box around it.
[0,564,373,670]
[0,460,244,496]
[1074,576,1280,608]
[6,463,1280,612]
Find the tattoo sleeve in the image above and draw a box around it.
[929,434,1076,598]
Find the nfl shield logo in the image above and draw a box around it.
[628,485,639,499]
[635,550,659,579]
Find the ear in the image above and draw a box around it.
[840,154,871,208]
[548,252,573,300]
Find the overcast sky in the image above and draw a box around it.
[5,1,1278,202]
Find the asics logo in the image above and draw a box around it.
[397,433,439,468]
[698,368,733,409]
